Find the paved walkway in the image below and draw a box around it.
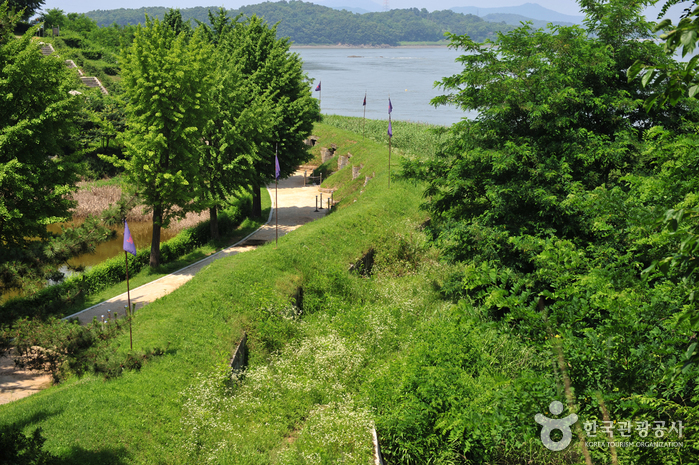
[0,170,325,404]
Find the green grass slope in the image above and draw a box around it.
[0,119,434,464]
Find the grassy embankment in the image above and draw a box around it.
[0,116,445,463]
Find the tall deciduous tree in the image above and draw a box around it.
[4,0,42,21]
[197,12,273,239]
[229,15,320,217]
[117,18,212,267]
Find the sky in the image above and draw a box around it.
[37,0,685,23]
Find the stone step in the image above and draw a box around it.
[79,76,108,95]
[39,43,55,56]
[65,60,84,76]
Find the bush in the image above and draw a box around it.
[60,31,85,49]
[0,424,56,465]
[81,48,102,60]
[5,316,167,382]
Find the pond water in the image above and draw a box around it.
[47,219,181,270]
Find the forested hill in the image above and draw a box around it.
[85,1,515,45]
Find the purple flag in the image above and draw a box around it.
[123,221,137,256]
[315,82,321,92]
[388,120,393,138]
[388,98,393,114]
[363,93,366,106]
[275,153,281,180]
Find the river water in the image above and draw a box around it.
[294,46,476,127]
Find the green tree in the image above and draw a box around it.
[162,8,192,38]
[0,7,111,291]
[229,15,319,217]
[37,7,64,29]
[628,0,699,109]
[196,10,272,239]
[408,0,690,263]
[116,18,212,267]
[4,0,42,21]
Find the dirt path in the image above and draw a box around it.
[0,171,325,405]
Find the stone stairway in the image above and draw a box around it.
[79,76,108,95]
[39,43,55,56]
[37,42,108,95]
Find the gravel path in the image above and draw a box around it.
[0,170,325,404]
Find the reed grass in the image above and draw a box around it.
[71,183,208,233]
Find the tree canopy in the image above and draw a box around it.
[391,0,699,461]
[224,14,319,217]
[117,17,213,267]
[0,5,110,290]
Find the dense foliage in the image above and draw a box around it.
[396,0,699,462]
[0,424,56,465]
[115,18,213,267]
[0,5,112,292]
[84,2,514,45]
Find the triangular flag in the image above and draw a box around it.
[123,221,137,256]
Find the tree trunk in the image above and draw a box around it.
[209,205,219,240]
[150,205,162,268]
[252,185,262,219]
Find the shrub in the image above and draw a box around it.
[81,48,102,60]
[60,31,85,49]
[0,424,56,465]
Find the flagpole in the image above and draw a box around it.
[123,220,137,351]
[363,91,366,140]
[124,251,133,350]
[275,145,279,248]
[388,95,392,190]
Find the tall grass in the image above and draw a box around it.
[321,114,449,158]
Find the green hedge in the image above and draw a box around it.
[0,198,253,326]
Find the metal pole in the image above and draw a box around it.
[124,251,132,350]
[315,196,319,212]
[363,91,366,140]
[275,144,279,248]
[320,193,323,209]
[389,135,392,190]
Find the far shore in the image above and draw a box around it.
[291,43,450,49]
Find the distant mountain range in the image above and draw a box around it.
[313,0,380,14]
[482,13,575,28]
[311,1,584,24]
[85,2,516,45]
[450,3,584,24]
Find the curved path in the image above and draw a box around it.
[0,170,325,404]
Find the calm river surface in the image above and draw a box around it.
[294,46,476,127]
